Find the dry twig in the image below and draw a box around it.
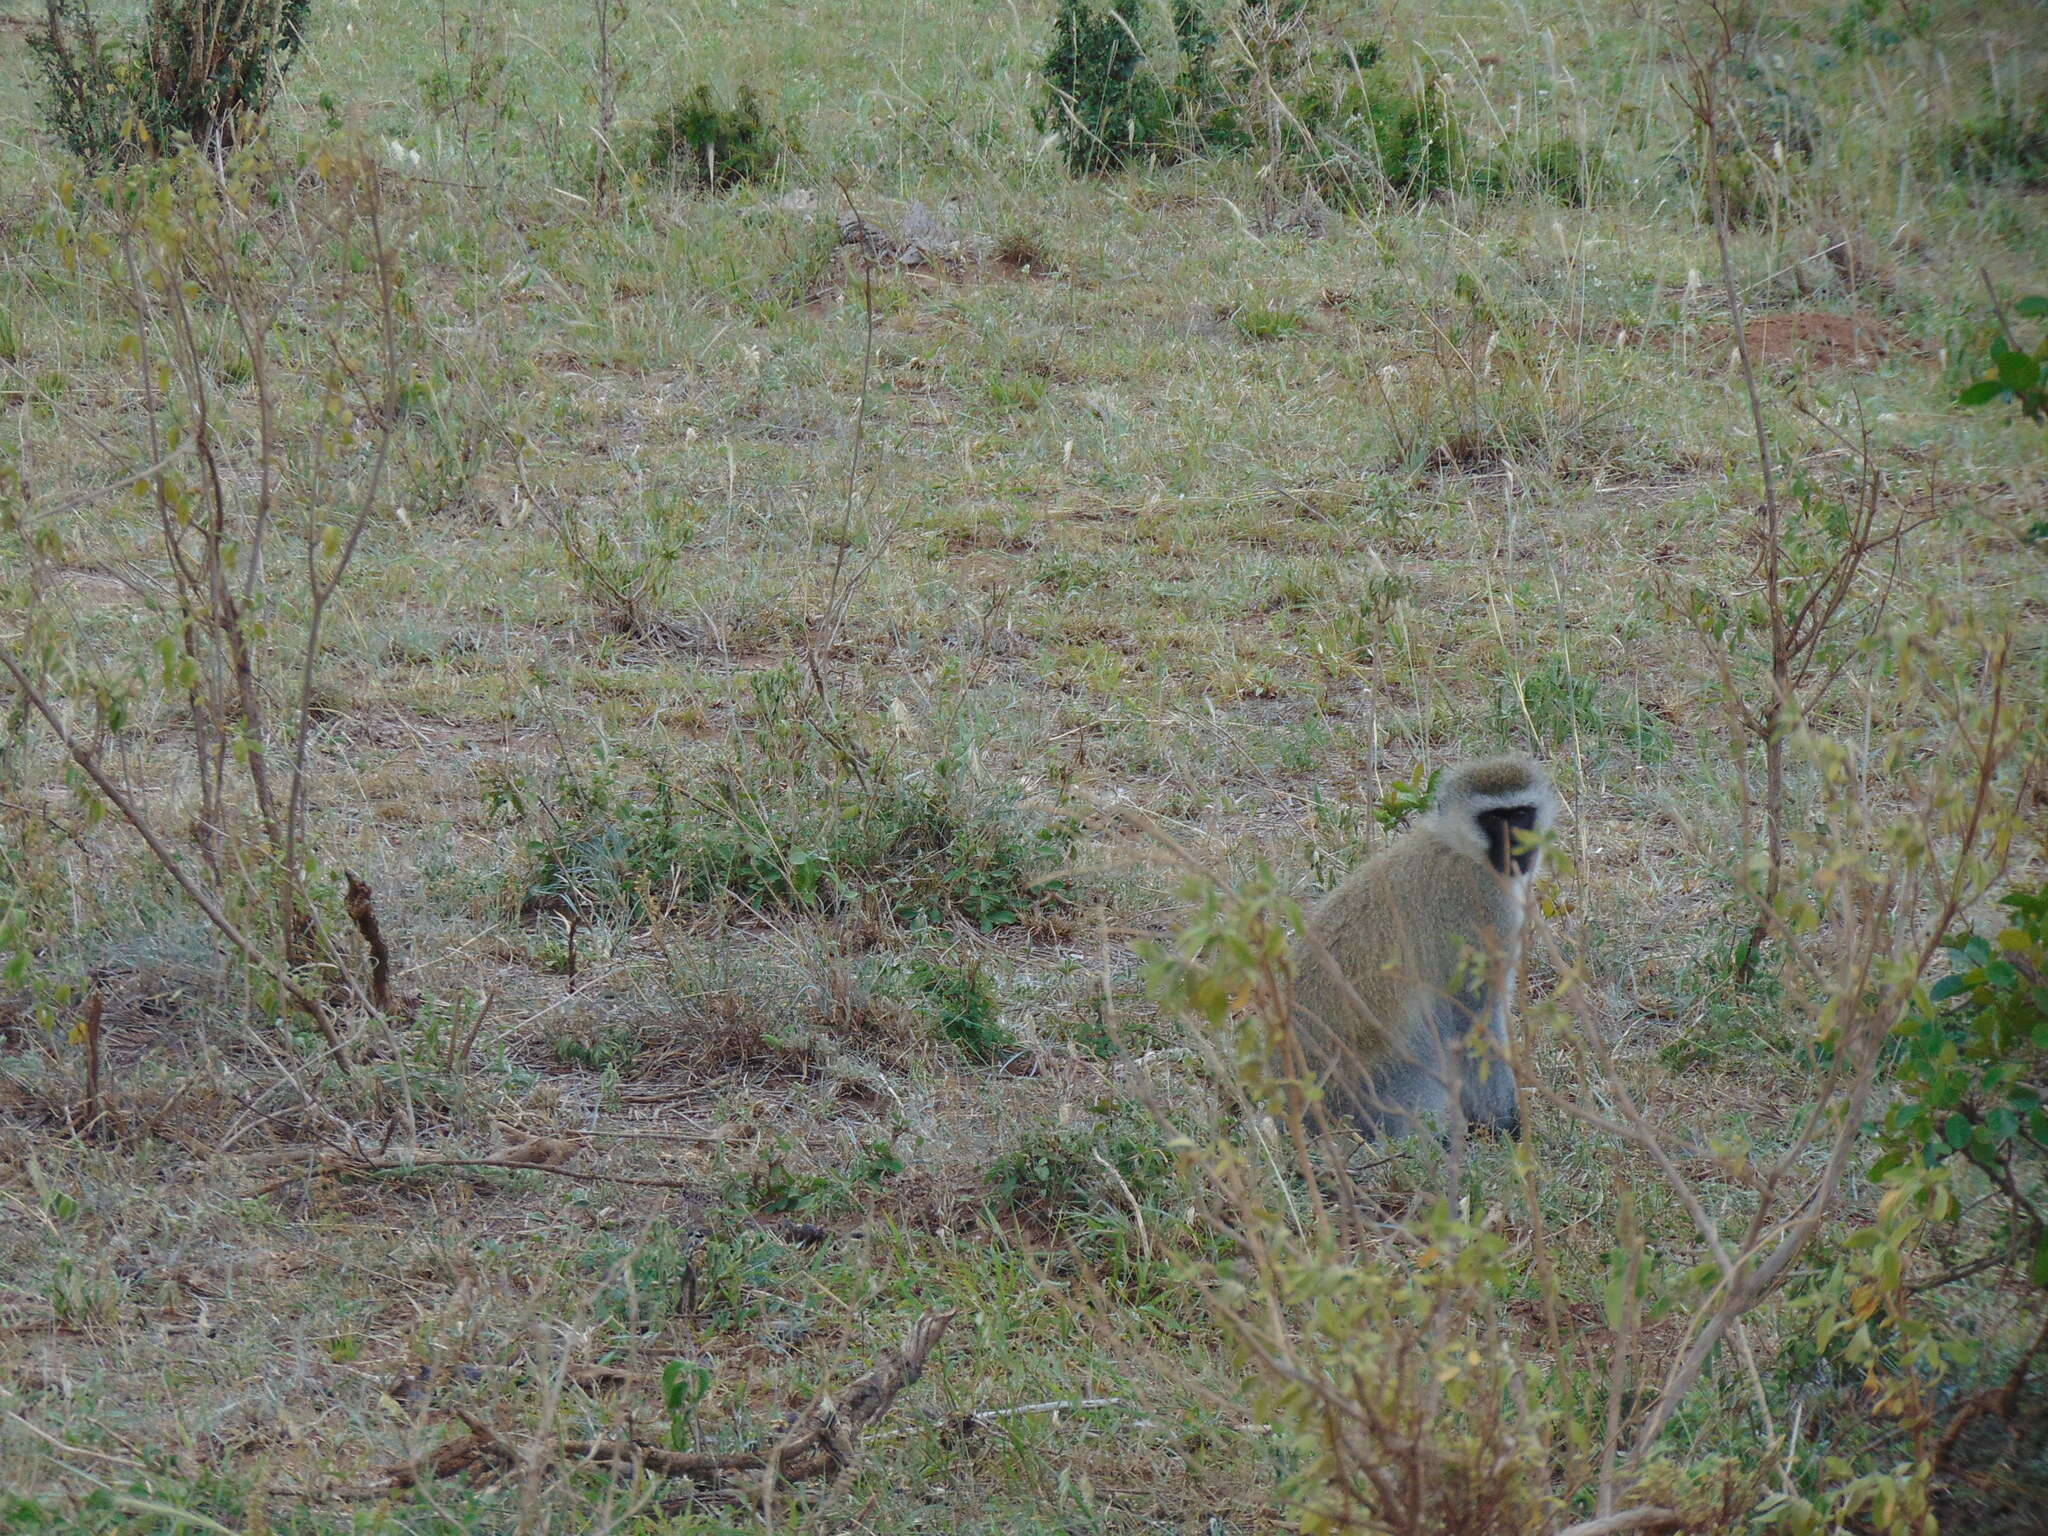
[343,871,396,1014]
[379,1310,957,1506]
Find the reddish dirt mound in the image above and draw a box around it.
[1705,310,1902,369]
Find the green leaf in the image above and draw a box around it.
[2034,1232,2048,1288]
[1957,379,2006,406]
[1944,1113,1973,1150]
[1930,974,1968,1002]
[2013,295,2048,317]
[1994,348,2042,390]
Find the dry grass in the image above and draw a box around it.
[2,0,2046,1530]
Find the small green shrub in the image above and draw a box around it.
[1166,0,1248,152]
[1037,0,1174,175]
[1521,137,1607,205]
[549,1022,642,1072]
[1843,883,2048,1515]
[987,1104,1179,1233]
[1679,60,1818,225]
[641,83,792,190]
[1293,68,1472,208]
[590,1220,697,1333]
[1827,0,1927,57]
[1875,885,2048,1217]
[27,0,310,166]
[908,957,1013,1063]
[1232,302,1306,341]
[507,670,1081,932]
[1371,762,1439,833]
[734,1153,853,1218]
[1957,294,2048,428]
[1508,658,1673,763]
[552,493,700,639]
[687,1228,785,1332]
[1940,95,2048,186]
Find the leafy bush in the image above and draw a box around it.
[1521,136,1607,205]
[507,669,1081,932]
[1166,0,1229,138]
[1874,885,2048,1273]
[1033,0,1458,204]
[1812,884,2048,1519]
[908,958,1014,1063]
[987,1104,1179,1233]
[1363,760,1436,833]
[1508,657,1673,763]
[1682,60,1818,225]
[1295,68,1470,206]
[1940,94,2048,186]
[590,1220,697,1333]
[1036,0,1174,174]
[1177,0,1462,208]
[1827,0,1927,57]
[27,0,310,166]
[549,1021,642,1072]
[552,493,700,639]
[1957,293,2048,428]
[641,83,792,190]
[589,1222,788,1336]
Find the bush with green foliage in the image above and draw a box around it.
[1827,0,1928,57]
[505,668,1080,933]
[1780,883,2048,1521]
[641,83,792,190]
[1036,0,1175,174]
[987,1103,1180,1236]
[1178,0,1474,209]
[1682,59,1820,225]
[1291,68,1469,206]
[1957,293,2048,429]
[1941,94,2048,186]
[1521,136,1607,205]
[27,0,310,165]
[908,957,1014,1063]
[1165,0,1249,152]
[1874,885,2048,1281]
[1034,0,1469,205]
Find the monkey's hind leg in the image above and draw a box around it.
[1445,999,1522,1139]
[1350,1018,1454,1142]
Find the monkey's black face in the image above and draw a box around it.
[1477,804,1541,876]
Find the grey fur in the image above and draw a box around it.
[1287,755,1555,1141]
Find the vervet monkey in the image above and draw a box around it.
[1288,754,1555,1141]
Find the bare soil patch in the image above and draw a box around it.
[1704,309,1905,369]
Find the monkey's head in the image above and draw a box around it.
[1431,755,1555,878]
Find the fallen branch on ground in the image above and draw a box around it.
[245,1145,713,1199]
[376,1310,956,1503]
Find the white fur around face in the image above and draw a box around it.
[1430,779,1555,877]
